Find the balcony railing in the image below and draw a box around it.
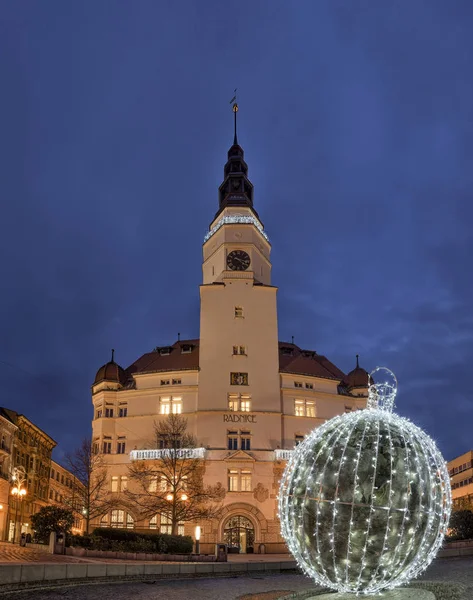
[130,448,206,461]
[274,449,293,461]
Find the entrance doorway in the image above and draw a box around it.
[223,515,254,553]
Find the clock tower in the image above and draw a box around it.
[197,104,281,448]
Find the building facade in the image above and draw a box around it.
[448,450,473,511]
[49,461,86,534]
[0,409,18,541]
[91,117,369,553]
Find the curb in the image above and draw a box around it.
[0,561,299,594]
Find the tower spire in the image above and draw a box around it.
[230,88,238,145]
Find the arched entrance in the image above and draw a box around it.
[223,515,255,554]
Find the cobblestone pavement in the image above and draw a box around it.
[0,543,88,564]
[3,557,473,600]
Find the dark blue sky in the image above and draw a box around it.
[1,1,472,463]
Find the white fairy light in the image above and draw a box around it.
[278,367,451,595]
[203,213,269,242]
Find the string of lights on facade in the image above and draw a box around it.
[278,367,451,595]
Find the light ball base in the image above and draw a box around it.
[303,589,435,600]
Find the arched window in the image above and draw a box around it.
[149,515,158,529]
[100,510,134,529]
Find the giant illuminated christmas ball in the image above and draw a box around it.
[278,368,451,595]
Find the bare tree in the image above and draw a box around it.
[126,414,225,535]
[64,438,113,534]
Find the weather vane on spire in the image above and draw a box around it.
[229,88,238,144]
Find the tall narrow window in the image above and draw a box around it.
[105,408,114,418]
[294,399,305,417]
[240,396,251,412]
[295,434,304,446]
[228,395,239,412]
[160,397,171,414]
[149,477,158,492]
[96,409,103,419]
[119,406,127,417]
[306,401,315,417]
[149,515,158,529]
[103,441,112,454]
[240,470,252,491]
[240,431,251,451]
[111,476,119,492]
[228,469,239,491]
[171,397,182,414]
[120,476,128,492]
[117,439,126,454]
[228,431,238,450]
[234,306,243,318]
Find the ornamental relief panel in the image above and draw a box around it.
[253,482,269,503]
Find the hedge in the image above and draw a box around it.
[68,528,193,554]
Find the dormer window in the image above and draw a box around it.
[281,347,293,356]
[181,344,192,354]
[160,347,171,356]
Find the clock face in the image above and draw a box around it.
[227,250,251,271]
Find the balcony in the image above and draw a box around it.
[129,448,206,461]
[274,449,293,461]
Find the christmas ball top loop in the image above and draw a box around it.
[367,366,397,413]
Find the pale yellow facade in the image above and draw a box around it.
[448,450,473,510]
[91,134,368,553]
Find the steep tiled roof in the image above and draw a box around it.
[94,361,128,385]
[278,342,346,381]
[127,339,200,375]
[126,339,345,382]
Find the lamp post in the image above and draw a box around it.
[11,467,27,543]
[195,525,201,555]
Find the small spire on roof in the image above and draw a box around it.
[230,88,238,145]
[291,336,294,345]
[178,332,180,342]
[111,348,115,363]
[356,354,359,368]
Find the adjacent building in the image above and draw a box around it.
[0,408,83,541]
[49,461,85,534]
[91,113,370,553]
[448,450,473,511]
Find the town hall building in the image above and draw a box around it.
[91,106,369,553]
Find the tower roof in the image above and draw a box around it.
[214,101,259,221]
[94,349,128,386]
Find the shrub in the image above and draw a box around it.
[72,528,193,554]
[448,510,473,541]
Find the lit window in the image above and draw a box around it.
[294,399,316,417]
[117,440,126,454]
[234,306,243,318]
[105,408,114,418]
[228,470,239,491]
[160,398,171,414]
[149,477,157,492]
[240,396,251,412]
[230,372,248,385]
[306,401,315,417]
[171,397,182,414]
[149,515,158,529]
[119,406,127,417]
[110,510,134,529]
[120,476,128,492]
[161,380,170,386]
[228,431,238,450]
[240,470,252,492]
[294,382,303,388]
[228,395,239,411]
[172,378,182,385]
[111,476,119,492]
[160,514,184,535]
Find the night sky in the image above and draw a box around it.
[1,1,472,464]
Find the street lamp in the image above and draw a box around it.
[195,525,201,555]
[11,468,27,543]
